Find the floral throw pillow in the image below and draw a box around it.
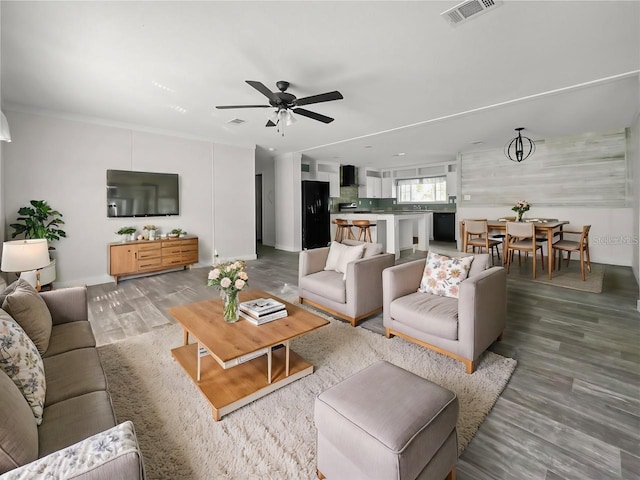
[0,311,46,425]
[418,252,474,299]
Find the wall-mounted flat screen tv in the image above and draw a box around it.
[107,169,179,218]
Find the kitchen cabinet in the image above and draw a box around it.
[381,172,393,198]
[316,162,340,197]
[109,235,199,284]
[359,169,382,198]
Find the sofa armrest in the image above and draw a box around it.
[457,266,507,360]
[382,258,426,325]
[345,253,395,316]
[40,287,88,326]
[0,421,145,480]
[298,247,330,286]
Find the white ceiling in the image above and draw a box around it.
[2,1,639,169]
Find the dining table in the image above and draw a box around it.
[460,219,570,279]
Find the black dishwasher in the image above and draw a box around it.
[433,213,456,242]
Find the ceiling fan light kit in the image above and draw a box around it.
[216,80,343,136]
[505,127,535,163]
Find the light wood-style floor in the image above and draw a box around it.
[87,243,640,480]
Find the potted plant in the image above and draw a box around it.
[10,200,67,245]
[143,225,158,240]
[169,228,186,238]
[116,226,137,242]
[9,200,66,287]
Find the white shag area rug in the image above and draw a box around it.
[98,316,516,479]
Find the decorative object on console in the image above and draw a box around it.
[207,260,248,322]
[504,127,535,163]
[116,226,137,242]
[1,239,51,291]
[511,199,530,222]
[143,225,158,240]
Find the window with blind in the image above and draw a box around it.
[397,176,447,203]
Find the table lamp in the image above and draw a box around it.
[1,239,51,291]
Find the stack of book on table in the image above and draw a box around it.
[239,298,288,325]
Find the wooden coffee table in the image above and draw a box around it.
[168,289,329,421]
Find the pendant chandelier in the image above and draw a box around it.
[504,127,535,163]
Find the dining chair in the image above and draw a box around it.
[463,219,501,265]
[504,221,545,279]
[552,225,592,281]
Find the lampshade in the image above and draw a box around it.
[0,111,11,143]
[1,239,50,273]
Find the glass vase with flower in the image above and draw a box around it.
[511,200,530,222]
[207,260,248,322]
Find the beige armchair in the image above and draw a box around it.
[299,241,395,326]
[383,253,506,373]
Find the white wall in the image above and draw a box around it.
[631,76,640,310]
[212,143,256,263]
[2,110,255,286]
[255,152,276,247]
[274,152,301,252]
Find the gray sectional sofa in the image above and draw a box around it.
[0,281,145,479]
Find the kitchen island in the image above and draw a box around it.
[330,212,432,259]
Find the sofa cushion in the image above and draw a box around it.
[0,280,20,306]
[0,311,46,425]
[324,241,347,271]
[42,321,96,358]
[38,391,116,457]
[0,369,39,474]
[390,292,458,340]
[2,279,53,355]
[468,253,490,277]
[300,270,346,304]
[341,239,384,257]
[43,348,107,407]
[418,251,473,299]
[336,244,365,280]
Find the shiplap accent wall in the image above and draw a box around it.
[460,130,628,207]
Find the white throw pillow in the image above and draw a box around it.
[324,242,348,271]
[336,244,366,280]
[418,251,474,299]
[0,311,46,425]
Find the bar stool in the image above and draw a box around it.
[352,220,375,243]
[333,219,355,242]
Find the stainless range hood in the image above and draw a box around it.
[340,165,357,186]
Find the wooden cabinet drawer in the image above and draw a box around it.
[162,246,182,256]
[162,255,184,267]
[138,247,161,260]
[182,252,198,264]
[181,245,198,254]
[180,238,198,247]
[138,257,162,271]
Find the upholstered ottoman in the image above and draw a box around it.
[314,361,459,480]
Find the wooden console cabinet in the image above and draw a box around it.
[109,235,199,284]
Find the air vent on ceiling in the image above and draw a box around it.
[226,118,246,125]
[441,0,503,26]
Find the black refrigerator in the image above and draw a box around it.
[302,180,331,249]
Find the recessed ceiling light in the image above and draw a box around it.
[364,145,373,149]
[394,152,406,157]
[226,118,246,125]
[170,105,187,114]
[471,141,484,145]
[332,156,340,159]
[268,147,276,152]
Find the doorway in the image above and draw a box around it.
[255,174,263,244]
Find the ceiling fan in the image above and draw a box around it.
[216,80,343,134]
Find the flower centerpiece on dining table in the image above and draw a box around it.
[511,200,530,222]
[207,260,248,322]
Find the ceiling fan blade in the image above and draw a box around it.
[246,80,278,103]
[293,108,334,124]
[266,120,277,127]
[295,91,343,107]
[215,105,271,109]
